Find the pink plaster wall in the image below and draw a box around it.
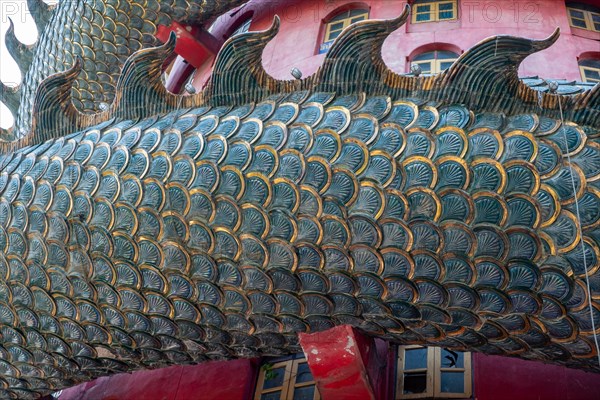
[192,0,600,89]
[58,359,258,400]
[473,353,600,400]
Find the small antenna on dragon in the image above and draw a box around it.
[185,82,197,94]
[290,68,303,80]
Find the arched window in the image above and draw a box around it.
[567,3,600,32]
[411,50,459,74]
[412,0,458,24]
[320,8,369,53]
[580,59,600,83]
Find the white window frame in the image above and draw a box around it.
[412,1,458,24]
[567,6,600,32]
[254,358,320,400]
[580,64,600,83]
[323,9,369,43]
[396,346,472,399]
[411,51,458,75]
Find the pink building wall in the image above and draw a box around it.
[192,0,600,89]
[57,347,600,399]
[59,359,259,400]
[472,353,600,400]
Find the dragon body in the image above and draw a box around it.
[0,1,599,398]
[6,0,246,139]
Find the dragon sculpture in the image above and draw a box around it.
[0,0,599,397]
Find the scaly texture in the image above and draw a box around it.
[0,3,599,398]
[0,87,599,398]
[9,0,247,139]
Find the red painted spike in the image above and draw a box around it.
[299,325,393,400]
[156,22,217,69]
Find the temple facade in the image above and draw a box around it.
[162,0,600,94]
[52,0,600,399]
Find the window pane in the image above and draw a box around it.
[350,9,368,17]
[571,18,588,28]
[413,52,436,61]
[581,59,600,68]
[351,16,366,24]
[293,385,316,400]
[263,367,285,389]
[404,348,428,369]
[592,14,600,31]
[441,349,464,368]
[261,392,282,400]
[439,3,454,11]
[439,11,454,20]
[585,69,600,81]
[416,62,432,74]
[437,50,459,58]
[296,362,314,384]
[330,21,344,31]
[416,4,431,12]
[439,61,454,71]
[441,371,465,393]
[328,30,341,40]
[330,12,348,22]
[416,13,431,22]
[569,9,585,19]
[403,372,427,394]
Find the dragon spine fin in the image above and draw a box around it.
[205,16,295,106]
[316,5,411,95]
[434,28,560,114]
[113,31,182,120]
[5,18,35,76]
[29,57,83,144]
[27,0,55,34]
